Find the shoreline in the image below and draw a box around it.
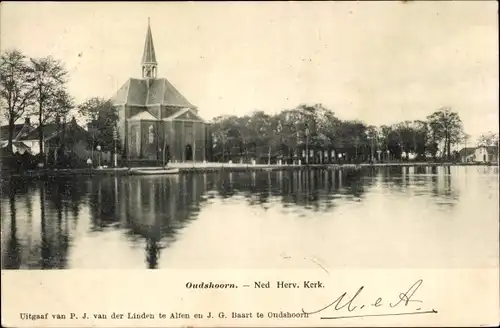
[1,162,497,179]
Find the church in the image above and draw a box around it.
[111,19,209,165]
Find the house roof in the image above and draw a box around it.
[0,123,30,141]
[21,121,88,141]
[458,147,476,157]
[0,141,31,154]
[111,78,196,109]
[22,123,59,140]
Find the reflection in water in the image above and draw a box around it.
[85,175,205,269]
[1,166,498,269]
[3,191,20,269]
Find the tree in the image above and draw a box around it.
[210,115,239,162]
[477,132,498,147]
[77,97,110,123]
[335,120,367,161]
[427,107,464,160]
[411,120,429,159]
[378,125,392,158]
[205,103,472,165]
[29,56,71,159]
[365,125,378,161]
[249,111,273,164]
[0,50,36,152]
[77,97,119,153]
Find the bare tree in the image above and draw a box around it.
[29,56,70,158]
[0,49,36,152]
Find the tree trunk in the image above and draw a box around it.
[38,114,44,161]
[447,140,451,160]
[38,89,44,163]
[7,117,15,153]
[446,132,451,160]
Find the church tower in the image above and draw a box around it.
[112,17,207,165]
[142,18,157,79]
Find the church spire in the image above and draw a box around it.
[142,18,157,79]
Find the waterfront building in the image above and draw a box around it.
[111,19,209,165]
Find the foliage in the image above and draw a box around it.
[0,50,36,152]
[77,97,119,152]
[477,132,499,148]
[426,107,464,160]
[209,104,467,163]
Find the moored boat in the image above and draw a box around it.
[128,168,180,175]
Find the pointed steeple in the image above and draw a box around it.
[142,18,157,79]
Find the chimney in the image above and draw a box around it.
[71,116,77,125]
[25,117,31,126]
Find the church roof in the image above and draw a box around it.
[142,18,157,65]
[111,78,196,108]
[129,111,158,121]
[111,19,197,110]
[162,108,204,122]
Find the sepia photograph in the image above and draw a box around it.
[1,1,498,327]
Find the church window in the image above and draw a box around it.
[148,125,154,144]
[135,128,140,154]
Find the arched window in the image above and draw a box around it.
[130,125,140,155]
[148,125,154,144]
[135,128,140,154]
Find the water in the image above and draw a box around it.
[1,166,498,270]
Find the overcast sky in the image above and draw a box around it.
[1,1,498,140]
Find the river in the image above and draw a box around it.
[1,166,498,269]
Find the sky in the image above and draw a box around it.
[1,1,498,141]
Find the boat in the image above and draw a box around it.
[128,168,180,176]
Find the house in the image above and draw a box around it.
[20,117,91,162]
[0,117,35,154]
[474,146,499,163]
[111,19,209,166]
[458,147,476,163]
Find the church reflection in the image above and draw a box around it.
[87,174,206,269]
[0,165,466,270]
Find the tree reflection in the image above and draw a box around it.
[211,168,369,211]
[40,180,71,269]
[3,190,21,269]
[1,177,85,269]
[1,165,470,270]
[377,165,460,206]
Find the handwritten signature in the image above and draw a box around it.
[301,279,438,320]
